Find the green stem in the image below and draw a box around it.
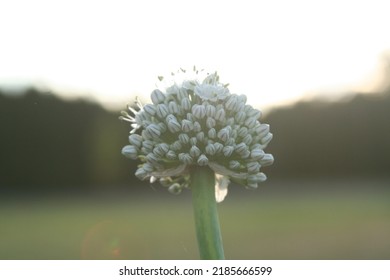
[191,166,225,260]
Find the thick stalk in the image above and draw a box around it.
[191,166,225,260]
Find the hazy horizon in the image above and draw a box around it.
[2,0,390,111]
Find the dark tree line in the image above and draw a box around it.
[1,86,389,194]
[0,88,139,194]
[263,91,390,179]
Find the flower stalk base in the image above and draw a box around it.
[191,166,225,260]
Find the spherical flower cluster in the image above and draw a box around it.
[121,69,274,202]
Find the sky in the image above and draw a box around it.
[1,0,390,112]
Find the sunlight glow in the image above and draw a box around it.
[1,0,390,111]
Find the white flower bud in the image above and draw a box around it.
[251,148,265,160]
[166,150,177,160]
[235,111,246,124]
[247,175,258,184]
[168,121,181,133]
[257,124,270,138]
[170,141,182,151]
[206,104,216,117]
[168,183,182,194]
[208,128,216,139]
[250,143,262,150]
[225,138,235,146]
[158,122,167,133]
[168,101,179,114]
[156,104,169,119]
[141,129,153,140]
[244,117,257,129]
[241,150,251,158]
[225,124,233,133]
[186,113,194,122]
[244,104,252,113]
[213,142,224,153]
[122,145,138,159]
[205,143,216,155]
[153,146,165,158]
[197,154,209,166]
[181,98,191,111]
[238,94,247,104]
[206,117,216,128]
[190,137,197,146]
[215,108,226,122]
[260,153,274,166]
[178,133,190,145]
[166,117,181,133]
[181,119,194,132]
[216,104,223,110]
[178,153,193,164]
[196,131,205,143]
[153,143,169,158]
[146,124,161,138]
[229,160,241,169]
[247,161,260,173]
[151,89,165,104]
[222,146,234,157]
[247,108,262,119]
[256,172,267,182]
[159,143,169,154]
[146,153,159,164]
[190,145,201,157]
[234,101,245,112]
[143,104,156,116]
[226,118,235,126]
[193,121,202,132]
[178,88,188,100]
[242,134,253,145]
[135,167,148,180]
[142,162,154,173]
[192,104,206,119]
[129,134,142,147]
[225,94,238,111]
[217,128,230,142]
[134,112,145,124]
[235,142,248,154]
[142,140,154,152]
[260,132,273,146]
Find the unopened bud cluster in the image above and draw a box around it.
[121,69,273,199]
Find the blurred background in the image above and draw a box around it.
[1,0,390,259]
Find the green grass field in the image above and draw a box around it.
[1,180,389,259]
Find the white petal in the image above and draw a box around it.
[150,176,157,183]
[215,174,229,203]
